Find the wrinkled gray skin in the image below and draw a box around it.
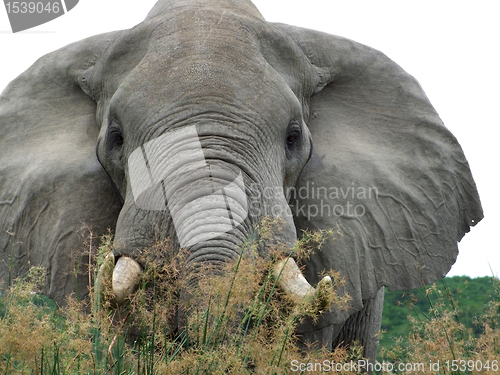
[0,0,482,361]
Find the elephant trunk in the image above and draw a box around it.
[110,125,319,305]
[111,166,250,302]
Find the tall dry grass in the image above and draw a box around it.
[379,277,500,374]
[2,219,498,374]
[1,222,361,374]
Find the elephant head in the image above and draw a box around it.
[0,0,482,357]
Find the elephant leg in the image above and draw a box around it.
[333,287,384,363]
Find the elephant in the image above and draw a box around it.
[0,0,482,362]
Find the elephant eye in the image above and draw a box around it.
[109,130,124,147]
[114,134,124,146]
[286,123,301,149]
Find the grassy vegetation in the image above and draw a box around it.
[1,224,361,374]
[381,276,499,349]
[1,222,499,374]
[379,276,500,374]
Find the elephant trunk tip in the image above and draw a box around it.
[112,256,143,304]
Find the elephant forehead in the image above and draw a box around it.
[102,4,310,139]
[111,53,300,135]
[147,0,264,23]
[124,18,273,95]
[145,2,265,67]
[99,3,314,128]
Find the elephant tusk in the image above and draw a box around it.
[112,256,143,305]
[273,258,333,306]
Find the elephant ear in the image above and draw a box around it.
[278,25,483,312]
[0,32,123,304]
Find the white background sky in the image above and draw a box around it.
[1,1,498,278]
